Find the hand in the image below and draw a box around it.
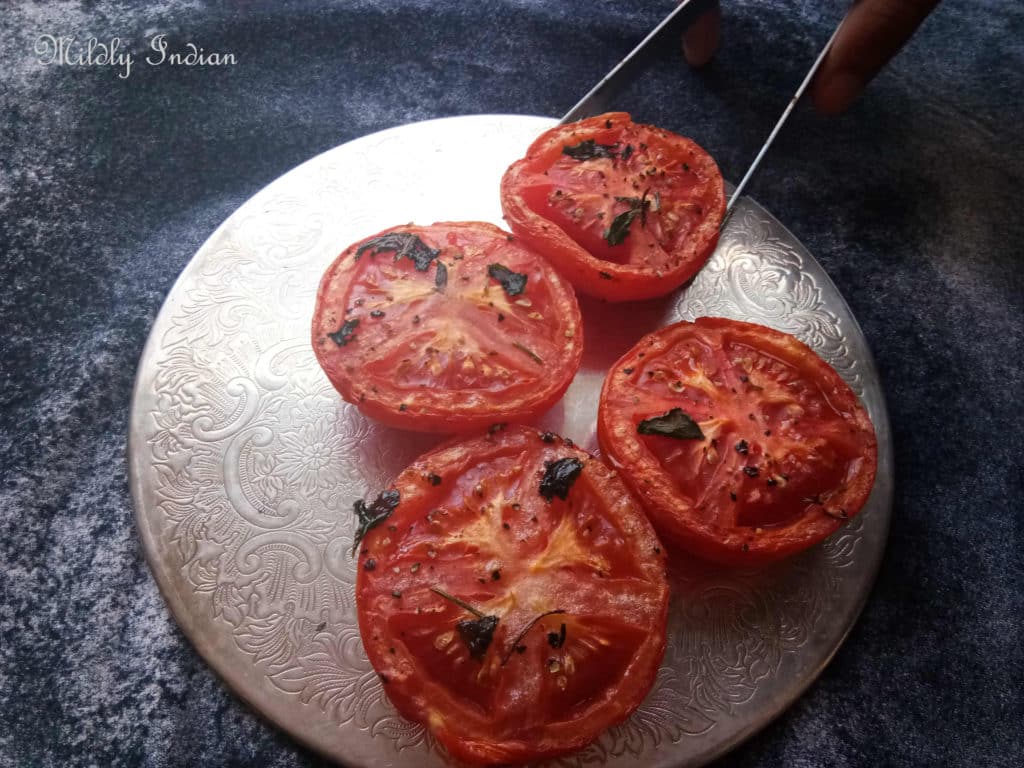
[682,0,941,114]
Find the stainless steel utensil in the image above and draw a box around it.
[561,0,846,215]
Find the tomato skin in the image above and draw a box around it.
[500,112,725,302]
[355,426,669,765]
[311,222,583,432]
[597,317,878,566]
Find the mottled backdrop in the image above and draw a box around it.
[1,1,1021,767]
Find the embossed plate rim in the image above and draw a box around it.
[128,114,892,768]
[685,197,893,764]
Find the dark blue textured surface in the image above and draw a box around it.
[1,1,1022,766]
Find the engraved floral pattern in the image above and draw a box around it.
[680,205,863,395]
[132,117,890,768]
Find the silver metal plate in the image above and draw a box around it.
[129,115,892,768]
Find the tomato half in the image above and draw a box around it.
[355,426,669,765]
[500,112,725,302]
[312,222,583,432]
[597,317,877,566]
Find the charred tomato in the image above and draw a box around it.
[355,426,669,765]
[500,112,725,302]
[597,317,877,566]
[312,222,583,432]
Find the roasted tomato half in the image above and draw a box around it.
[500,112,725,302]
[598,317,877,566]
[355,426,669,765]
[312,222,583,432]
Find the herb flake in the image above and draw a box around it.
[435,261,448,291]
[562,139,618,161]
[487,263,528,296]
[539,457,584,501]
[356,232,440,271]
[512,340,544,365]
[328,318,359,347]
[457,615,499,660]
[637,408,705,440]
[351,489,401,554]
[547,622,567,649]
[603,194,651,246]
[431,587,499,661]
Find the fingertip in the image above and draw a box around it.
[810,0,939,114]
[683,6,721,68]
[812,71,865,115]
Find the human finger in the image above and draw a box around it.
[812,0,940,114]
[683,0,722,68]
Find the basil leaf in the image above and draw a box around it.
[356,232,440,271]
[562,139,618,161]
[487,263,528,296]
[350,489,400,554]
[456,615,499,660]
[435,260,448,291]
[539,457,584,501]
[604,207,641,246]
[637,408,705,440]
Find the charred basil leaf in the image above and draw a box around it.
[356,232,440,271]
[605,209,638,246]
[328,318,359,347]
[457,615,499,661]
[637,408,705,440]
[539,457,584,501]
[604,195,650,246]
[434,260,448,290]
[487,263,528,296]
[562,139,618,161]
[350,489,400,554]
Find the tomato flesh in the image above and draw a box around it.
[598,317,878,566]
[356,426,669,764]
[312,222,583,432]
[500,112,725,302]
